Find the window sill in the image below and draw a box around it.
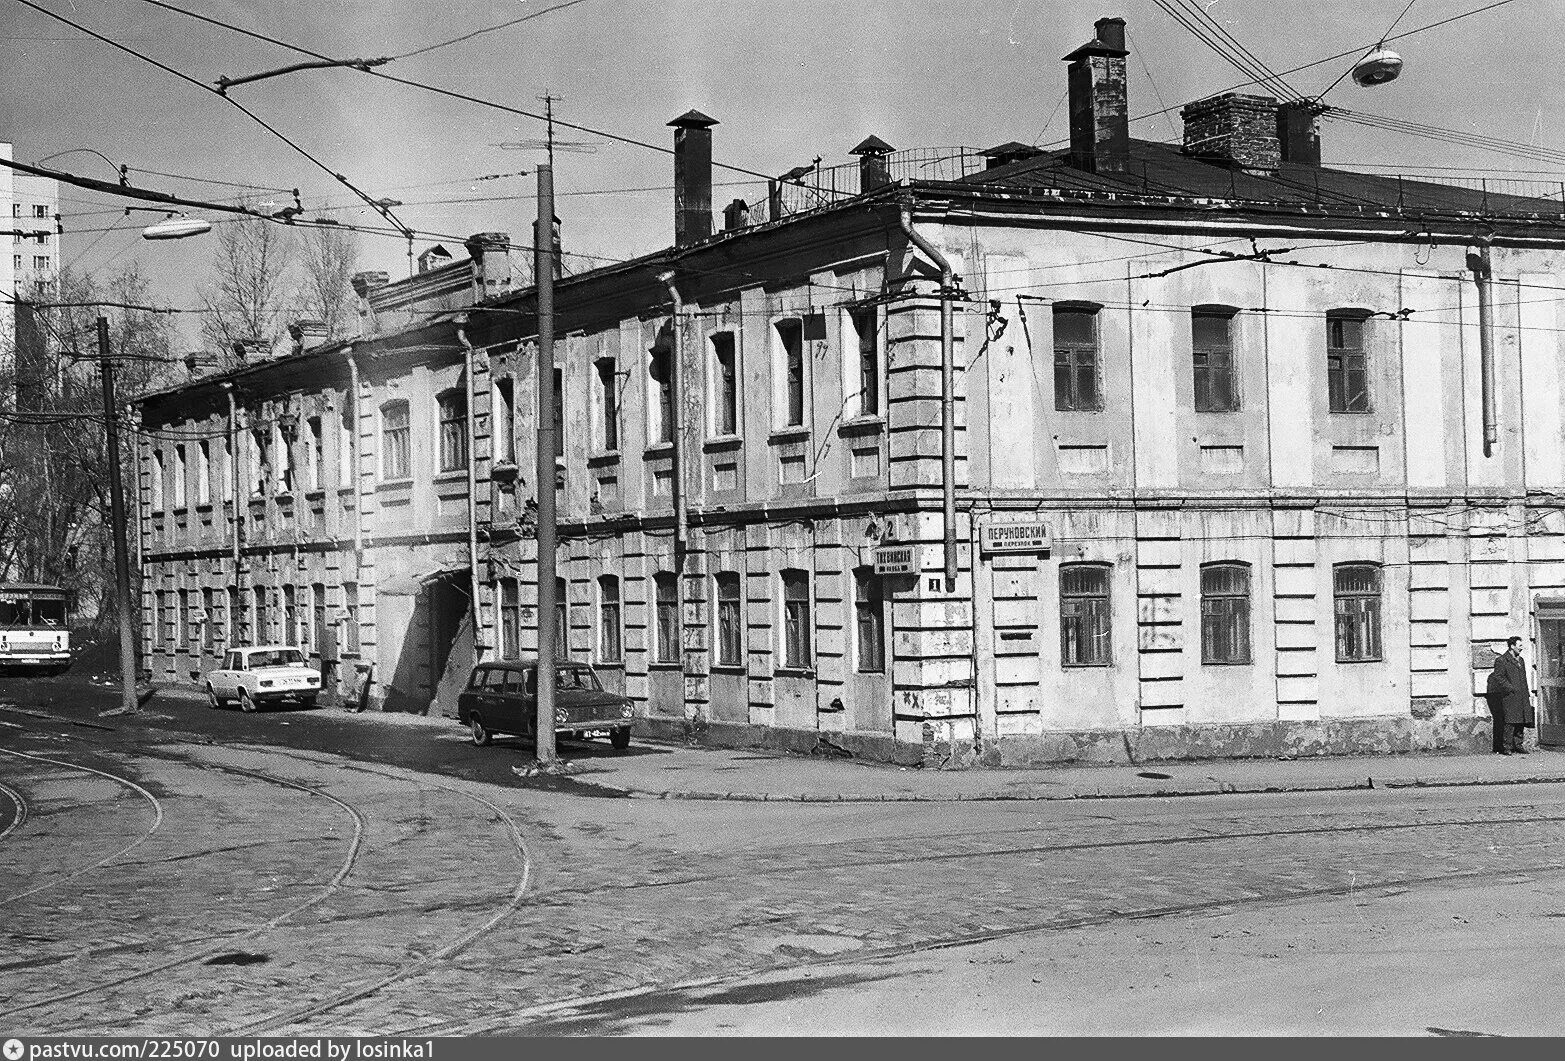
[710,663,746,674]
[377,478,414,491]
[490,461,519,480]
[838,415,885,436]
[648,660,683,670]
[769,427,810,445]
[775,667,816,679]
[305,489,326,501]
[274,491,294,503]
[434,469,468,484]
[587,451,622,467]
[1201,659,1254,667]
[595,659,625,669]
[1336,656,1383,665]
[1328,409,1374,416]
[703,434,743,452]
[171,506,188,517]
[194,503,214,513]
[643,443,674,458]
[1063,662,1113,670]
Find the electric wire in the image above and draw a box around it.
[389,0,598,60]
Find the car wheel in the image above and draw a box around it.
[239,690,258,713]
[470,713,492,746]
[207,685,222,709]
[301,695,318,709]
[611,725,631,750]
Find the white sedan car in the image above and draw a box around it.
[206,645,321,712]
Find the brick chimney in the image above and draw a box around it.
[669,109,718,247]
[850,135,895,192]
[1064,16,1130,174]
[1277,100,1325,167]
[465,232,514,301]
[351,270,389,336]
[1181,94,1281,170]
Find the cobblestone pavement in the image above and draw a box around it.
[4,699,1565,1035]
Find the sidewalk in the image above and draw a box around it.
[558,741,1565,802]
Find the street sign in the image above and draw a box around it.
[873,544,917,575]
[981,519,1051,555]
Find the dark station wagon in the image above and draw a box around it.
[457,658,635,749]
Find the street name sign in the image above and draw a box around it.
[873,544,917,575]
[981,519,1051,555]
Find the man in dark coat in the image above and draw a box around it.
[1485,637,1535,755]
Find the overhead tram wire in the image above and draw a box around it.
[1169,0,1309,103]
[14,0,414,244]
[389,0,598,60]
[1317,0,1420,99]
[1152,0,1306,103]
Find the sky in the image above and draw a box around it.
[0,0,1559,352]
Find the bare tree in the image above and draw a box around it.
[297,225,359,341]
[199,215,294,361]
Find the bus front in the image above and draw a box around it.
[0,585,72,675]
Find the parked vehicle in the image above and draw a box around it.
[0,583,71,675]
[206,645,321,711]
[458,659,634,750]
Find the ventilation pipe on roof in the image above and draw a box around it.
[670,110,718,247]
[1064,17,1130,174]
[851,136,895,192]
[1277,101,1325,167]
[898,203,958,587]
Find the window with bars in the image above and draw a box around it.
[1053,306,1102,411]
[854,568,885,673]
[597,575,622,663]
[849,308,880,417]
[1327,313,1370,413]
[595,357,619,452]
[1334,564,1382,662]
[1192,309,1239,413]
[438,389,468,472]
[498,579,520,659]
[380,401,410,479]
[711,332,738,436]
[777,319,805,427]
[1060,564,1112,667]
[781,569,812,669]
[654,572,679,664]
[714,572,743,667]
[1200,563,1252,665]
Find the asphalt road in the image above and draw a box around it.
[3,674,1564,1037]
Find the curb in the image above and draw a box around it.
[560,771,1565,803]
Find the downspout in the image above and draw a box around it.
[655,271,688,550]
[456,322,484,660]
[345,350,364,558]
[1468,243,1498,457]
[899,203,958,585]
[222,383,241,582]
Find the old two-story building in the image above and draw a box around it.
[135,17,1565,764]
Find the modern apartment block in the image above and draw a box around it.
[135,19,1565,764]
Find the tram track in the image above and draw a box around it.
[0,779,27,843]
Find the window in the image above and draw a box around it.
[306,416,323,490]
[250,427,270,495]
[160,590,176,650]
[853,568,886,673]
[1060,564,1112,667]
[150,450,166,510]
[178,589,191,651]
[275,425,294,493]
[283,585,298,646]
[381,401,410,479]
[849,308,880,417]
[1053,305,1102,411]
[777,319,805,427]
[32,204,46,218]
[343,582,360,654]
[1200,563,1252,665]
[594,357,619,451]
[648,335,674,444]
[1327,312,1370,413]
[654,572,679,664]
[11,255,19,270]
[203,587,217,650]
[781,570,812,669]
[220,436,232,503]
[172,445,187,509]
[494,378,516,464]
[499,579,520,659]
[1334,564,1382,662]
[598,575,622,663]
[32,256,48,271]
[1192,309,1239,413]
[338,403,354,486]
[714,572,743,667]
[227,586,240,645]
[309,583,325,650]
[151,591,163,652]
[711,332,738,435]
[438,389,468,471]
[196,441,211,506]
[252,585,268,642]
[555,576,568,652]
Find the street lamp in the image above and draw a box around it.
[142,214,213,240]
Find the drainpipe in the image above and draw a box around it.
[345,350,364,557]
[655,271,688,550]
[898,204,958,585]
[456,321,484,659]
[1468,243,1498,458]
[222,383,242,583]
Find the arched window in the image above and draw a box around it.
[437,388,468,471]
[1326,310,1371,413]
[1060,563,1112,667]
[380,400,410,480]
[1200,563,1252,664]
[1334,563,1382,662]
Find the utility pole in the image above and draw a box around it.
[533,99,559,768]
[98,316,139,716]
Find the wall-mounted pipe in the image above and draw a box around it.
[221,382,242,584]
[898,204,958,585]
[455,322,485,659]
[1468,244,1498,458]
[345,350,365,556]
[655,270,688,550]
